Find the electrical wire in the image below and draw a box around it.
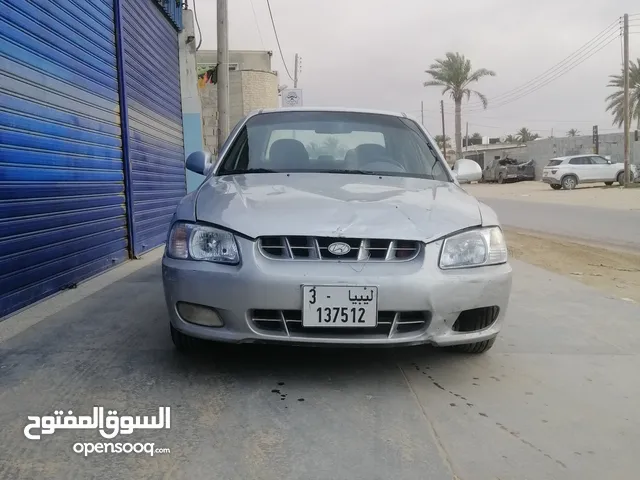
[248,0,265,49]
[459,19,620,110]
[192,0,203,51]
[266,0,294,82]
[462,30,621,113]
[436,19,620,113]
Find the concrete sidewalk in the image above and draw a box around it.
[0,258,638,480]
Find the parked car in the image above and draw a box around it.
[482,158,535,183]
[162,107,512,355]
[542,154,637,190]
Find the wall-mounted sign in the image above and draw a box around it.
[281,89,303,107]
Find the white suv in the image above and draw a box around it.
[542,155,636,190]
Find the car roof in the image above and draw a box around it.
[551,154,596,161]
[249,106,409,119]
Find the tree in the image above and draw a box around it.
[424,52,496,158]
[321,136,346,158]
[471,132,483,141]
[434,135,451,151]
[515,128,539,143]
[306,137,347,158]
[566,129,580,137]
[306,142,324,158]
[503,134,516,144]
[605,58,640,130]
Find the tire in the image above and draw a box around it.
[497,173,504,184]
[617,172,625,186]
[561,175,577,190]
[605,181,613,186]
[550,184,562,190]
[170,323,200,352]
[452,337,496,354]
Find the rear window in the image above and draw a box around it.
[547,159,563,166]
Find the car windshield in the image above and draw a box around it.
[217,111,451,181]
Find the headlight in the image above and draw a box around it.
[439,227,507,269]
[167,222,240,264]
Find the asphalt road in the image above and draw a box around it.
[1,260,639,480]
[478,198,640,251]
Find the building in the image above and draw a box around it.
[196,49,274,72]
[461,144,528,169]
[1,1,187,318]
[459,132,639,180]
[189,50,279,191]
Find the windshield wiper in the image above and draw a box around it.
[320,169,387,176]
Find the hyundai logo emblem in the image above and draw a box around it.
[327,242,351,255]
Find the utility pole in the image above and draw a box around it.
[294,53,299,88]
[216,0,230,153]
[623,13,630,186]
[440,100,446,153]
[420,101,424,126]
[465,122,469,154]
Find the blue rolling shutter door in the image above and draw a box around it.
[121,0,186,257]
[0,0,129,318]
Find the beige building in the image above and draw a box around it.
[196,50,279,153]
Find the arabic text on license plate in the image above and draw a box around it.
[302,286,378,327]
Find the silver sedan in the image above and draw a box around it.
[162,107,512,354]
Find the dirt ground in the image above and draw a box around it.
[464,181,640,211]
[505,228,640,304]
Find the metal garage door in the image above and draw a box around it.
[0,0,129,318]
[120,0,186,257]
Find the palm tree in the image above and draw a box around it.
[503,134,516,144]
[605,59,640,130]
[515,128,539,143]
[321,136,346,158]
[566,129,580,137]
[424,52,496,158]
[306,142,324,158]
[434,135,451,151]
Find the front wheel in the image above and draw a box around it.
[617,172,625,186]
[451,337,496,354]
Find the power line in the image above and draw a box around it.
[192,0,203,51]
[248,0,265,48]
[266,0,294,82]
[434,19,620,113]
[459,19,620,110]
[462,30,621,113]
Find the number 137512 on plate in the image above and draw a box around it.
[302,286,378,327]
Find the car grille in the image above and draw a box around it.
[250,309,431,338]
[257,236,421,261]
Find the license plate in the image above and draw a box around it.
[302,285,378,327]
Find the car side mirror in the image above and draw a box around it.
[453,158,482,183]
[186,151,215,175]
[607,160,611,164]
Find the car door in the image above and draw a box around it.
[588,155,614,181]
[568,157,591,182]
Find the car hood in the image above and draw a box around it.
[195,173,482,241]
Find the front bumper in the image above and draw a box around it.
[162,237,513,347]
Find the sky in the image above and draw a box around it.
[192,0,640,139]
